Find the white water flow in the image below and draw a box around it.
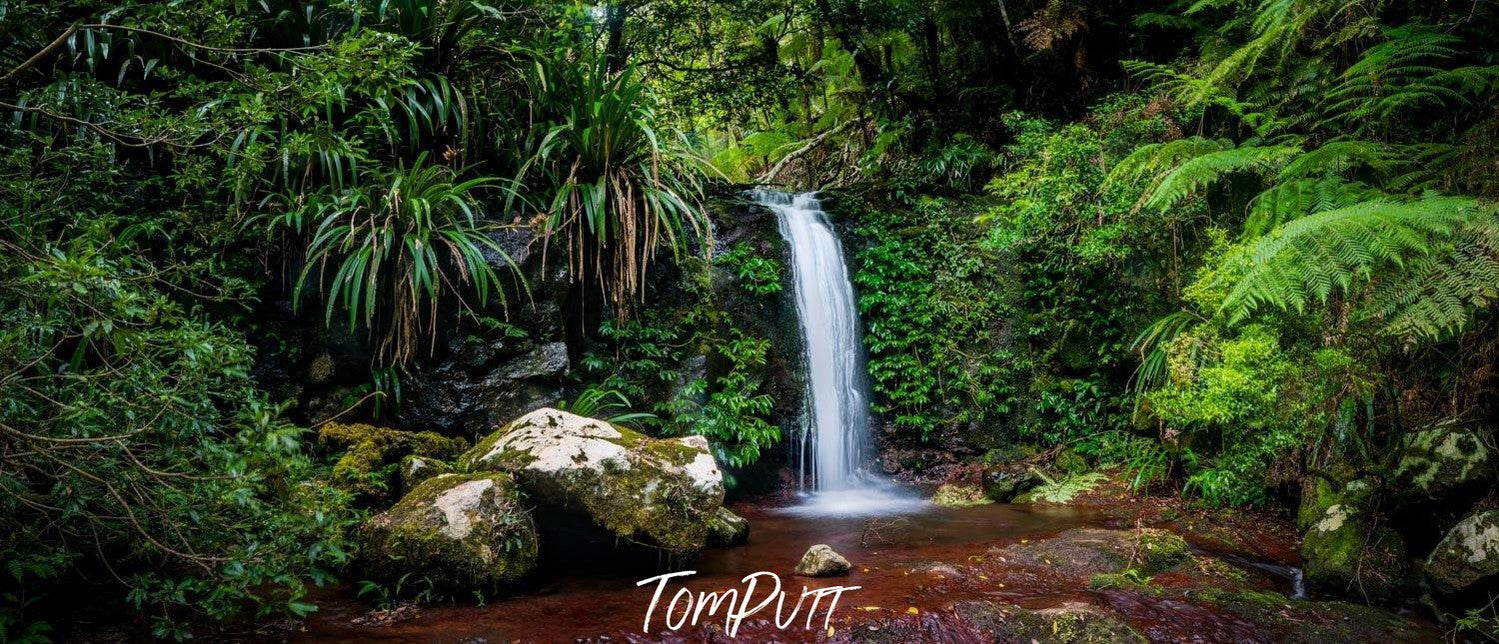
[753,190,924,516]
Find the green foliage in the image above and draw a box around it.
[0,222,354,631]
[854,196,1018,440]
[714,242,784,296]
[557,387,658,427]
[662,331,779,469]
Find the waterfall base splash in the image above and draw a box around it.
[776,486,928,518]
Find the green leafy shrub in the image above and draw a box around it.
[714,242,784,296]
[0,237,354,635]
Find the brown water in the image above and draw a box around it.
[299,501,1109,642]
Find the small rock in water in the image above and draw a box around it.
[795,544,852,577]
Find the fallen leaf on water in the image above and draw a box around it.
[828,626,835,637]
[855,606,882,612]
[906,607,919,615]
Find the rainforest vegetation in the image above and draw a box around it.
[1,0,1497,640]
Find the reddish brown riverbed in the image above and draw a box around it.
[297,495,1354,642]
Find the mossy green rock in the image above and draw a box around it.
[983,463,1041,502]
[1054,447,1089,474]
[1392,422,1492,500]
[933,483,993,507]
[320,422,469,498]
[1301,479,1407,600]
[356,472,538,591]
[706,507,750,547]
[459,408,725,555]
[399,454,452,493]
[950,600,1146,643]
[1425,509,1499,594]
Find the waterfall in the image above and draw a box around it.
[754,191,871,490]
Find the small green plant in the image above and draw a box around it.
[356,574,440,609]
[1026,471,1106,503]
[557,387,658,427]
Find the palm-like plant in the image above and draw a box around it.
[291,152,517,367]
[514,49,710,319]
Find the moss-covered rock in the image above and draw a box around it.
[1053,447,1089,475]
[1392,422,1493,501]
[458,408,724,555]
[933,483,992,507]
[706,507,750,547]
[1425,509,1499,595]
[1301,478,1407,600]
[983,463,1041,502]
[1297,471,1347,533]
[320,422,469,499]
[356,472,538,592]
[951,600,1146,643]
[998,528,1188,577]
[399,454,452,493]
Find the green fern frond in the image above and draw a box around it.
[1218,196,1493,337]
[1114,139,1301,213]
[1363,220,1499,342]
[1244,177,1383,238]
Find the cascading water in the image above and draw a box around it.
[751,190,924,516]
[757,191,871,490]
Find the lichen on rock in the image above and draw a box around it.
[356,472,538,592]
[933,483,993,507]
[399,454,453,493]
[1425,509,1499,595]
[1392,422,1492,501]
[458,408,725,555]
[1300,478,1407,600]
[706,507,750,547]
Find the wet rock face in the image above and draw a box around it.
[794,544,851,577]
[356,472,538,591]
[1392,423,1493,501]
[459,408,725,555]
[1426,509,1499,595]
[1300,479,1408,600]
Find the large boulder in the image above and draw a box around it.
[1425,509,1499,595]
[1392,422,1492,501]
[458,408,725,554]
[1301,479,1408,600]
[357,472,539,591]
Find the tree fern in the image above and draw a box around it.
[1215,195,1495,341]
